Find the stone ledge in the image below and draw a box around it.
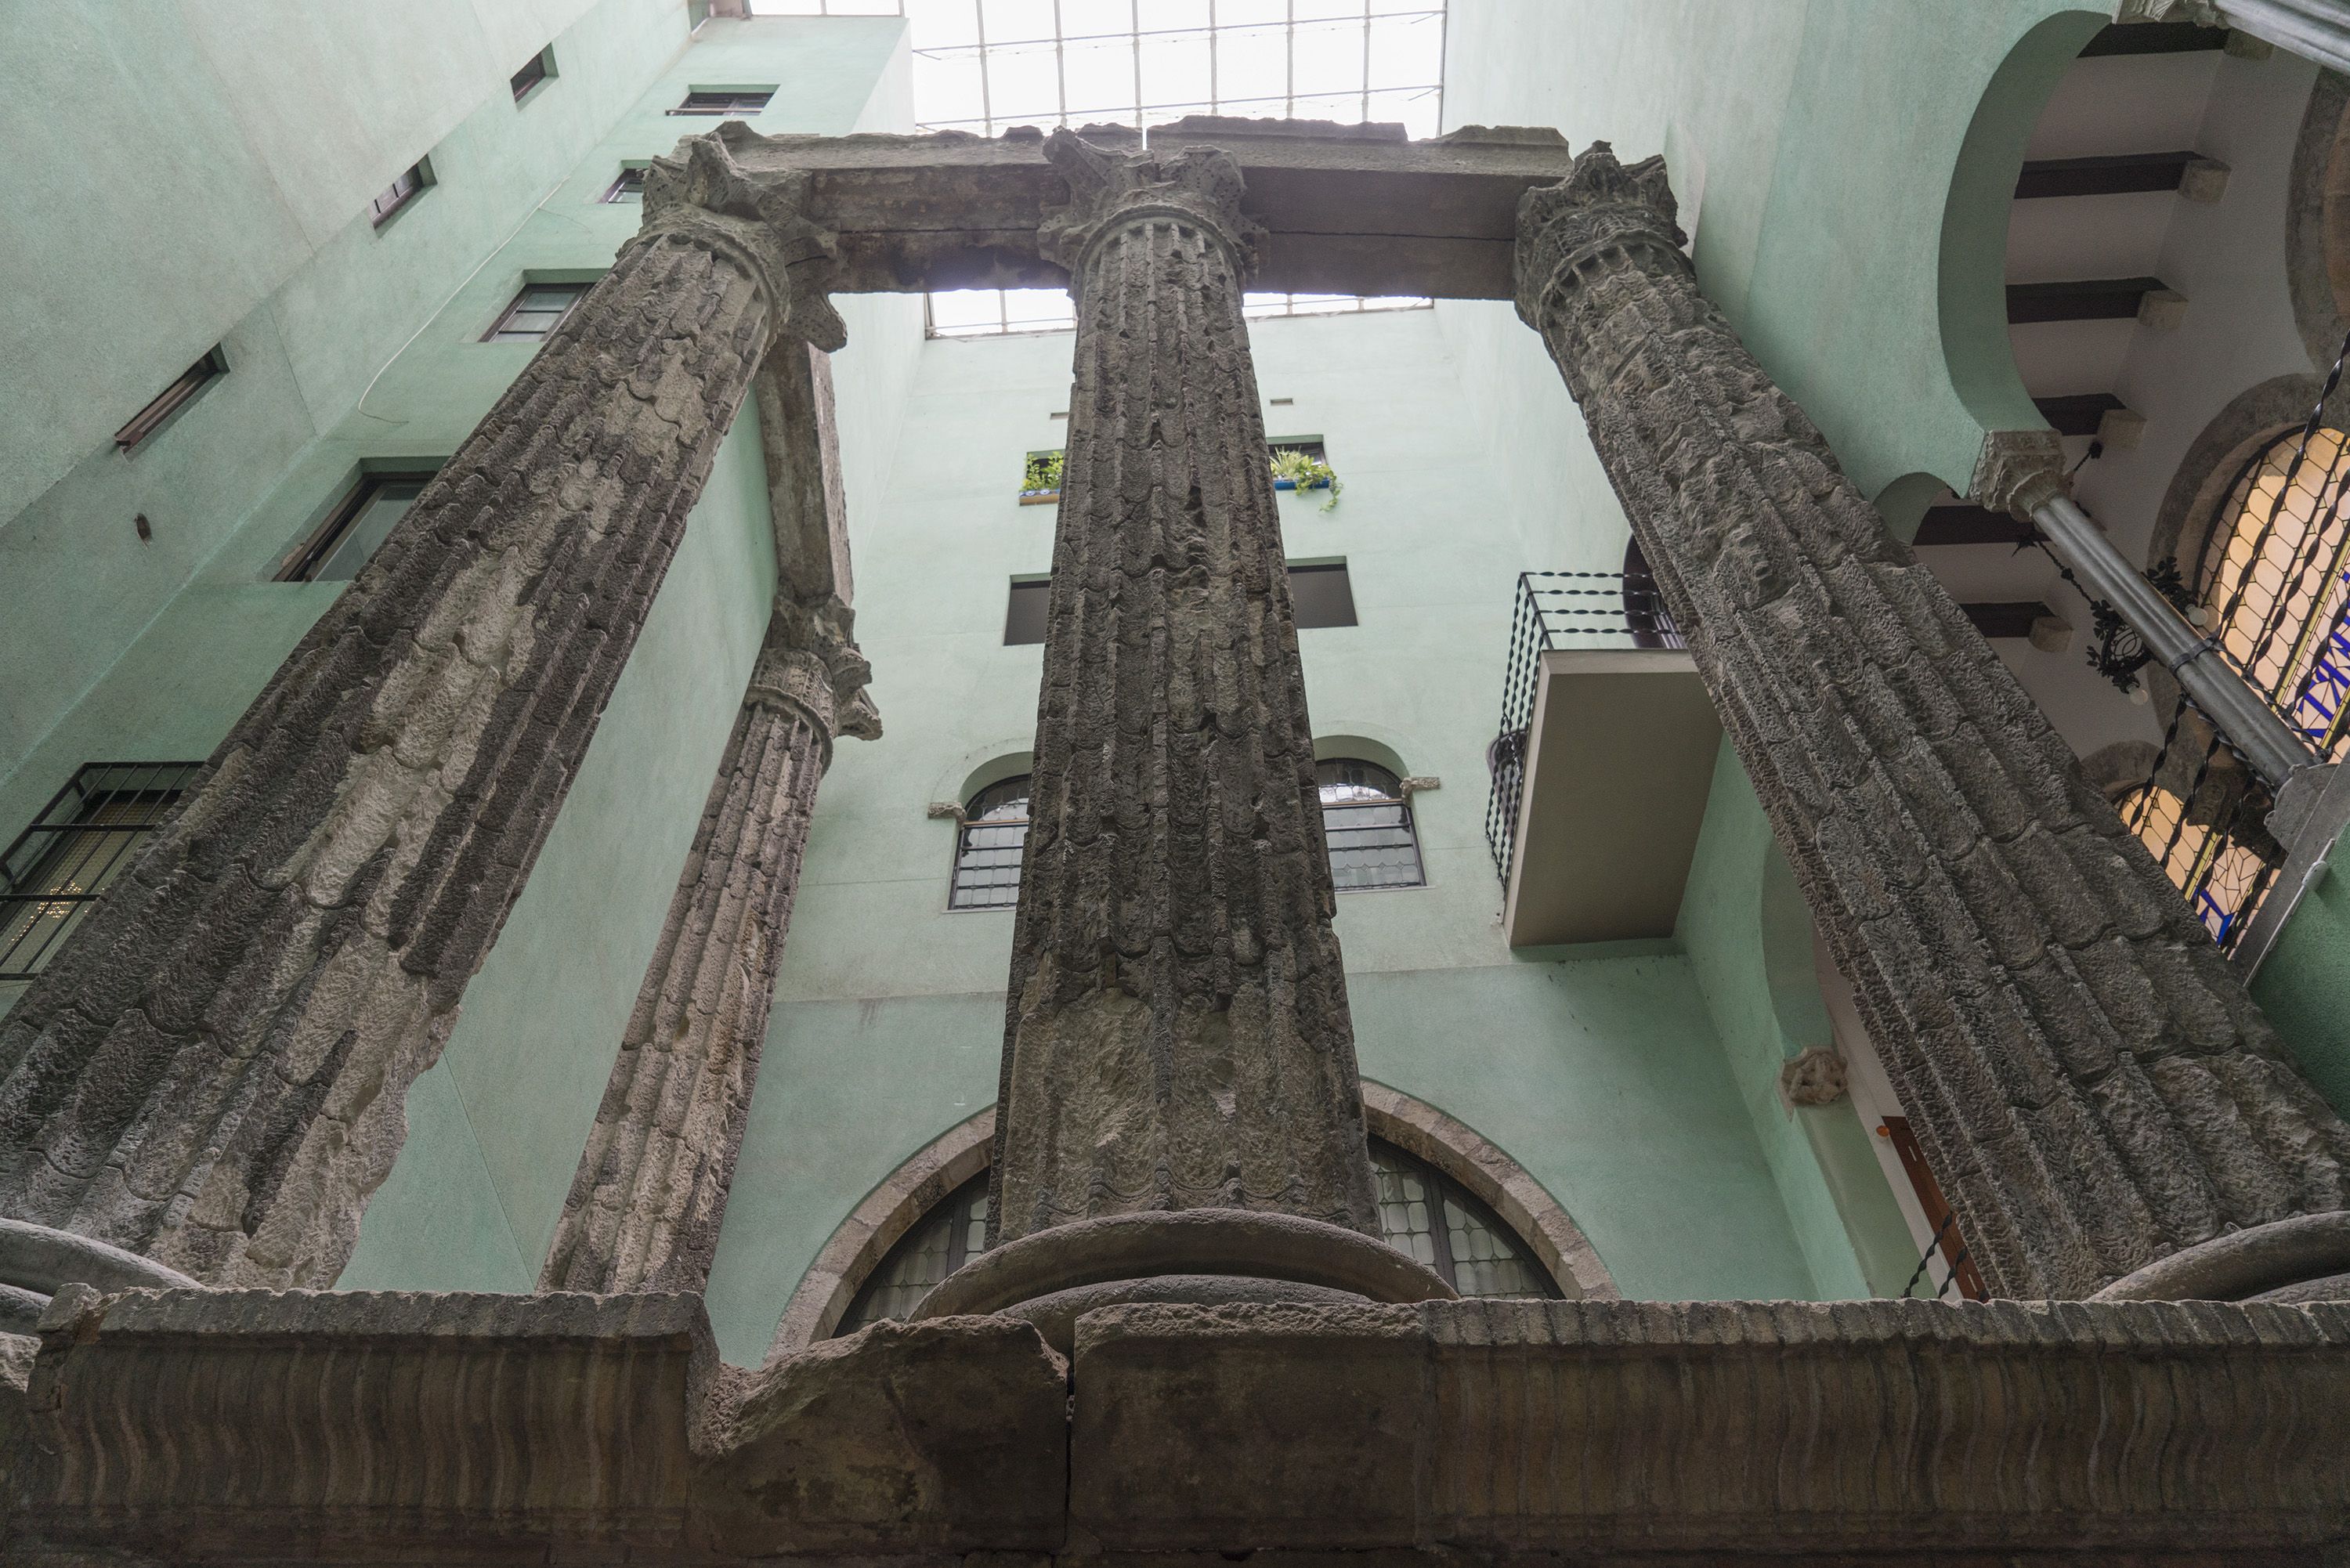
[1069,1298,2350,1557]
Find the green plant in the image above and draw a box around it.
[1022,450,1065,494]
[1270,449,1342,511]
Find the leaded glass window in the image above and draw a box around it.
[1317,758,1423,891]
[838,1173,991,1331]
[950,775,1030,909]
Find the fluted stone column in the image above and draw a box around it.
[1515,144,2350,1301]
[0,128,847,1288]
[542,606,875,1294]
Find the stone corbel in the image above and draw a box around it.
[642,128,848,352]
[1397,775,1441,799]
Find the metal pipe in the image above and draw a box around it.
[2030,492,2319,791]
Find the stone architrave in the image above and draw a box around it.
[988,131,1382,1245]
[1514,143,2350,1300]
[540,606,877,1295]
[0,126,847,1288]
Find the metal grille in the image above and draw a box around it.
[2,763,201,982]
[2124,333,2350,948]
[1484,568,1682,885]
[1317,758,1423,891]
[949,775,1031,909]
[837,1173,991,1331]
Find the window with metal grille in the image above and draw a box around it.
[2,763,201,984]
[1318,758,1423,891]
[280,469,439,583]
[371,160,432,227]
[832,1136,1553,1333]
[510,46,554,103]
[671,89,775,115]
[483,282,590,343]
[949,775,1030,910]
[114,349,225,452]
[602,164,648,204]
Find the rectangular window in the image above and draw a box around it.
[602,165,648,204]
[671,89,774,116]
[1004,578,1050,645]
[510,46,553,102]
[2,763,202,984]
[1289,562,1357,629]
[483,281,590,343]
[371,160,432,227]
[280,469,439,583]
[114,349,225,452]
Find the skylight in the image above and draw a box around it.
[749,0,1448,334]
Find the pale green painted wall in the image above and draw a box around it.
[2251,818,2350,1118]
[700,308,1831,1367]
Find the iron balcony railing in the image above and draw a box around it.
[1484,569,1683,887]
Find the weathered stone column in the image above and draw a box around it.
[919,132,1448,1343]
[541,605,875,1294]
[0,127,846,1289]
[1515,144,2350,1301]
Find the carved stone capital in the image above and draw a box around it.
[754,598,880,743]
[1972,428,2072,521]
[642,128,848,351]
[1777,1046,1849,1108]
[1513,142,1687,331]
[1038,128,1264,284]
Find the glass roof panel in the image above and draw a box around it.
[747,0,1447,332]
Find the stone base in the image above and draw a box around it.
[2090,1211,2350,1302]
[1001,1273,1362,1354]
[0,1217,199,1333]
[910,1208,1456,1326]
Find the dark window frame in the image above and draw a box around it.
[949,775,1031,911]
[279,468,441,583]
[1289,561,1358,629]
[1004,578,1051,645]
[114,348,226,453]
[2,762,203,982]
[482,280,591,343]
[669,89,775,116]
[371,160,433,228]
[602,164,649,204]
[510,45,554,103]
[1317,757,1426,891]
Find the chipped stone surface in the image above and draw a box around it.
[0,130,842,1288]
[990,131,1379,1246]
[541,606,876,1294]
[1514,143,2350,1299]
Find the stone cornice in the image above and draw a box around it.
[1036,130,1265,284]
[1513,141,1689,332]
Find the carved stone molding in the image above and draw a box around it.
[1970,427,2071,520]
[1777,1046,1850,1108]
[1515,141,2350,1299]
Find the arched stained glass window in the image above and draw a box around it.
[831,1138,1553,1334]
[949,775,1030,910]
[1317,758,1425,891]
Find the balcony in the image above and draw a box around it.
[1484,570,1721,948]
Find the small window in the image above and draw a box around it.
[949,775,1030,910]
[1289,562,1357,629]
[281,469,438,583]
[602,165,648,204]
[1004,579,1050,645]
[115,349,225,452]
[1318,758,1424,891]
[671,89,774,116]
[483,281,590,343]
[371,160,432,227]
[1369,1142,1556,1299]
[2,763,202,983]
[510,46,554,103]
[838,1174,990,1331]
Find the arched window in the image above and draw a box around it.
[949,775,1030,909]
[1317,758,1424,891]
[831,1138,1553,1335]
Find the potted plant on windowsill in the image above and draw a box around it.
[1271,449,1342,511]
[1019,450,1064,505]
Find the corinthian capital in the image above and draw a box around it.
[1037,128,1265,280]
[1513,142,1687,329]
[642,126,848,351]
[1972,429,2071,522]
[754,598,880,742]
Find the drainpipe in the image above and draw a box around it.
[1972,432,2326,808]
[2115,0,2350,74]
